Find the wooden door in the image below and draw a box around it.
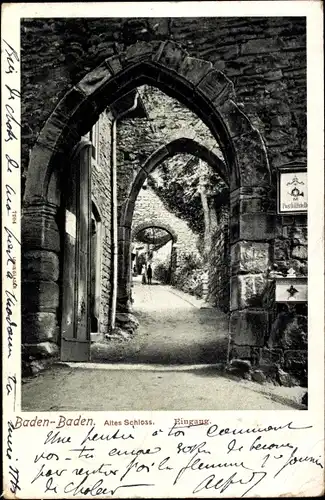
[60,139,92,361]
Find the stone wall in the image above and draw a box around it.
[116,85,223,216]
[228,210,307,386]
[267,214,308,385]
[207,207,230,311]
[132,186,200,263]
[21,17,306,182]
[90,110,113,336]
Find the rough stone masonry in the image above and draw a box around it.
[21,17,307,385]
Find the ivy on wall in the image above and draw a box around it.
[148,154,227,237]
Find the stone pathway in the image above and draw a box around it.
[92,281,229,364]
[21,282,306,411]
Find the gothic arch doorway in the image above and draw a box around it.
[23,40,273,362]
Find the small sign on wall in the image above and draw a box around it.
[65,210,77,238]
[277,165,307,215]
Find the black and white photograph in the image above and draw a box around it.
[19,14,310,411]
[2,2,324,498]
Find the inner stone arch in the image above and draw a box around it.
[132,221,178,245]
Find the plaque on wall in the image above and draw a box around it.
[277,165,307,215]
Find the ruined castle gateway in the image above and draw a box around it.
[22,40,274,359]
[119,137,228,309]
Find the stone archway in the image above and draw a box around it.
[132,220,178,245]
[118,137,228,310]
[23,40,273,364]
[132,220,178,286]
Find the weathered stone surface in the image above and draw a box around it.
[115,313,139,329]
[24,342,59,358]
[29,359,50,375]
[76,63,111,95]
[207,213,230,311]
[197,69,234,104]
[232,130,270,188]
[154,40,186,72]
[22,213,60,253]
[241,37,284,55]
[90,110,113,337]
[23,313,59,344]
[230,345,251,360]
[22,281,59,312]
[179,56,213,86]
[230,359,251,372]
[231,274,266,310]
[277,368,299,387]
[230,309,268,346]
[260,347,283,365]
[283,350,307,386]
[264,69,283,82]
[237,212,275,241]
[105,54,123,75]
[23,358,52,376]
[231,241,269,274]
[218,99,254,138]
[291,245,307,260]
[283,225,307,244]
[124,41,154,64]
[274,239,290,260]
[268,310,307,350]
[281,315,307,350]
[22,250,59,281]
[239,197,264,214]
[252,369,267,384]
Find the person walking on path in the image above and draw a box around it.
[147,264,153,285]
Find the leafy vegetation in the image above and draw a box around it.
[148,154,227,236]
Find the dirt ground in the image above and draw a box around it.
[22,281,306,412]
[22,363,306,411]
[92,280,229,364]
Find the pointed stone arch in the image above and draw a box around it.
[24,40,270,205]
[120,137,228,230]
[23,39,274,366]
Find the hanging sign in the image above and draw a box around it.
[277,165,307,215]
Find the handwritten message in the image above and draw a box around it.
[4,415,323,498]
[3,37,21,361]
[2,34,21,497]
